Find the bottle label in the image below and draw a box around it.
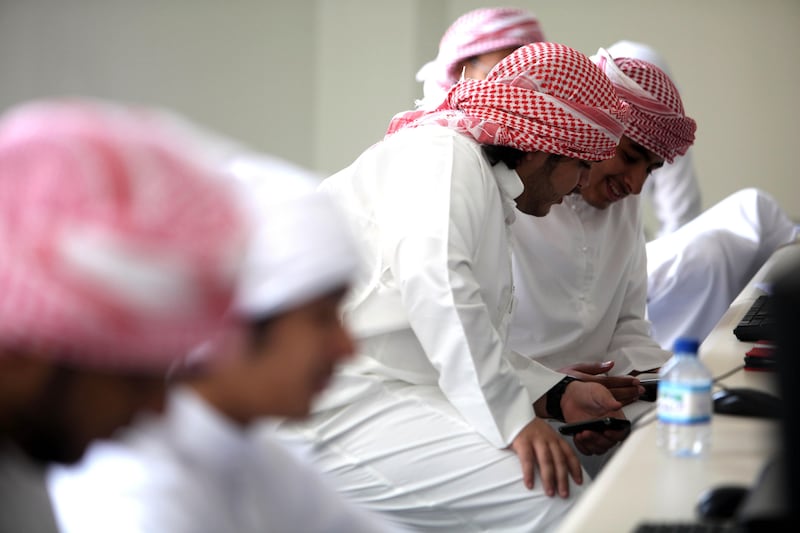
[657,382,712,424]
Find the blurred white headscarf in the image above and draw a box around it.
[226,155,359,319]
[606,40,674,79]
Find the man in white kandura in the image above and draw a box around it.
[274,43,635,532]
[508,49,697,471]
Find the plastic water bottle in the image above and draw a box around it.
[656,337,713,457]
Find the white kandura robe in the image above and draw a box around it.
[274,125,583,533]
[47,388,408,533]
[508,192,668,478]
[509,193,670,375]
[646,188,798,350]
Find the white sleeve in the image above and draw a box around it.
[48,437,413,533]
[252,434,413,533]
[645,150,702,238]
[47,444,201,533]
[605,223,672,374]
[646,188,799,349]
[380,134,543,448]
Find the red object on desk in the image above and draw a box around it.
[744,341,776,371]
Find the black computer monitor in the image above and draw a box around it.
[772,259,799,525]
[729,257,797,532]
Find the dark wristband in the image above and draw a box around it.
[546,376,578,421]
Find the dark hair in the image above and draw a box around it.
[483,145,571,170]
[482,145,526,169]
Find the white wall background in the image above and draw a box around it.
[1,0,798,223]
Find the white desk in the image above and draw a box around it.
[556,242,798,533]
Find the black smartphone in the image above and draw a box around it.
[558,417,631,436]
[639,378,659,402]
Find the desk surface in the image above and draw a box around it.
[556,242,798,533]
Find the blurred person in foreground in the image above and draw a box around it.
[48,150,412,532]
[273,43,633,532]
[0,100,245,533]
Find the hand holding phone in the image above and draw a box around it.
[558,417,631,436]
[639,378,659,402]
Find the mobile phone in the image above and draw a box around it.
[639,378,659,402]
[558,417,631,436]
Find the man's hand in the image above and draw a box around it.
[559,361,644,405]
[509,418,583,498]
[560,380,630,456]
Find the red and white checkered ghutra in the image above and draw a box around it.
[592,48,696,163]
[389,42,629,161]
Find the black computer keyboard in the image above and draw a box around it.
[733,294,776,342]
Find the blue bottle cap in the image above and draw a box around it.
[673,337,700,354]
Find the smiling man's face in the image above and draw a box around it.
[579,136,665,210]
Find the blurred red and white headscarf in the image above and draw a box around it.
[389,42,629,161]
[0,100,245,373]
[416,7,546,108]
[592,47,696,163]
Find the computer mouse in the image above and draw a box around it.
[712,387,781,419]
[696,485,750,520]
